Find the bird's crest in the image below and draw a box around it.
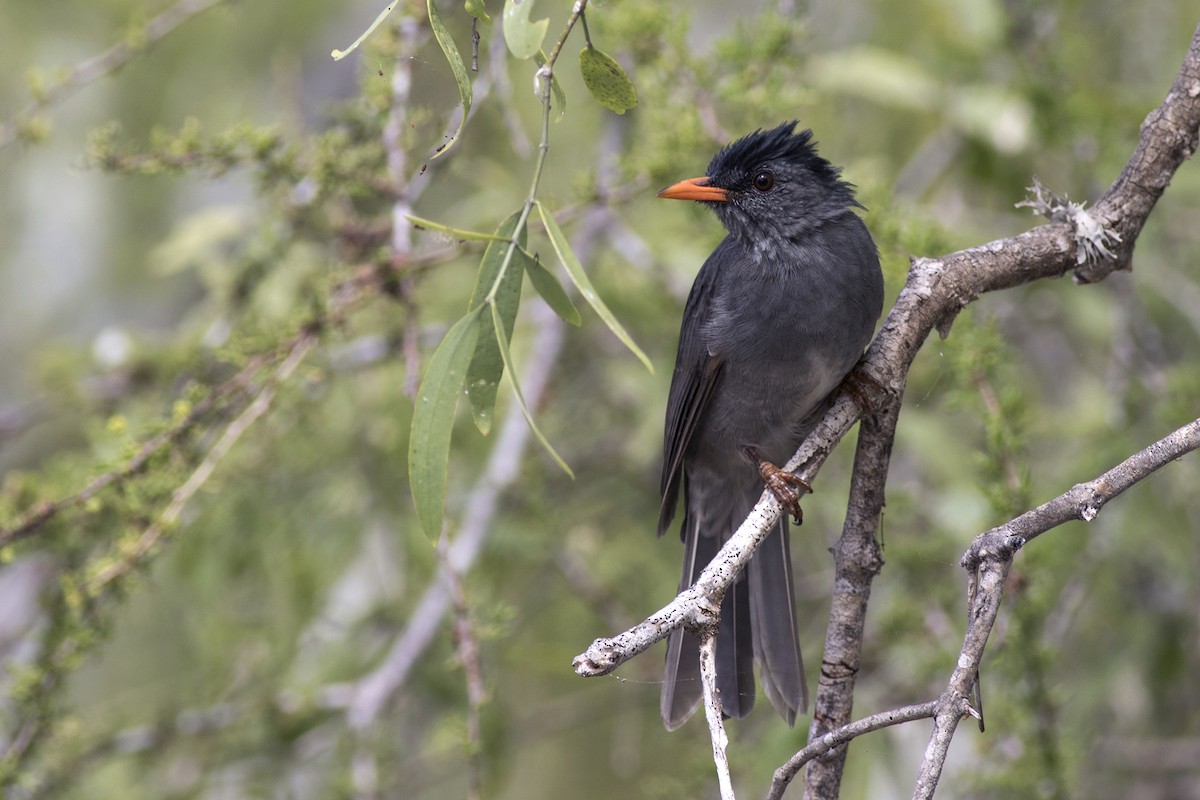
[710,121,855,199]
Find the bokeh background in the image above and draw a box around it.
[1,0,1198,797]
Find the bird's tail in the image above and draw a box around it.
[661,497,806,729]
[750,516,807,724]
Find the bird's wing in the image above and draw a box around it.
[657,246,726,538]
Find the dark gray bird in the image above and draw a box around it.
[656,122,884,729]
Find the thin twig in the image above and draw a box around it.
[768,701,939,800]
[86,333,317,593]
[0,0,230,149]
[969,416,1200,549]
[383,15,425,400]
[441,539,487,800]
[0,356,265,548]
[699,633,735,800]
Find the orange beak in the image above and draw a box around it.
[656,177,728,202]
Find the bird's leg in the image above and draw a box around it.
[742,446,811,525]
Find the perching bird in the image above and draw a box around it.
[656,122,883,729]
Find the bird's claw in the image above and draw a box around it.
[761,464,811,524]
[744,446,811,524]
[840,368,885,416]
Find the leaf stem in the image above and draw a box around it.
[484,0,590,306]
[531,0,589,198]
[580,9,592,48]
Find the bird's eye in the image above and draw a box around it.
[752,171,775,191]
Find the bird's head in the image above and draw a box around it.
[657,122,861,257]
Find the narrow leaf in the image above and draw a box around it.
[466,211,527,434]
[536,201,653,372]
[524,250,581,326]
[406,214,507,241]
[579,46,638,115]
[490,302,574,477]
[331,1,398,60]
[467,211,524,312]
[503,0,548,60]
[464,0,490,22]
[533,50,567,119]
[408,309,483,540]
[428,0,472,158]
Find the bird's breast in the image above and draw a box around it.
[689,239,878,471]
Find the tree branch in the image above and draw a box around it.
[913,416,1200,799]
[801,401,897,800]
[441,538,487,800]
[575,16,1200,678]
[769,701,939,800]
[699,632,735,800]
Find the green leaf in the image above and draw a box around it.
[524,251,581,326]
[536,201,653,372]
[406,214,507,241]
[466,211,523,311]
[503,0,548,60]
[428,0,472,158]
[409,309,484,540]
[490,303,574,477]
[331,1,398,60]
[464,0,490,21]
[465,211,527,434]
[533,50,567,119]
[579,46,638,115]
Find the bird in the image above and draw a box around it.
[655,121,884,730]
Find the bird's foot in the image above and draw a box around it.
[743,446,811,525]
[839,367,885,417]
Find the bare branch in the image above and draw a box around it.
[967,416,1200,553]
[769,701,939,800]
[913,416,1200,798]
[382,13,427,401]
[802,402,896,800]
[699,633,736,800]
[815,26,1200,797]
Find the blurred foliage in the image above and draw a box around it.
[0,0,1198,798]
